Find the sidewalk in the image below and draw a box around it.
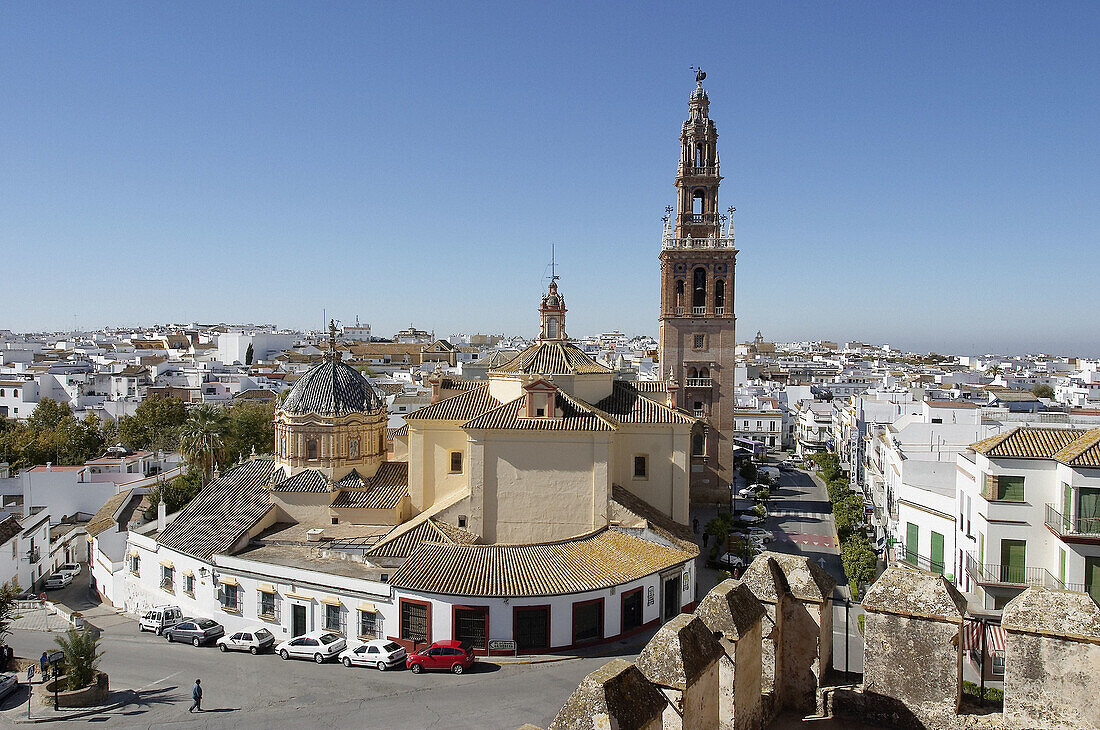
[482,625,659,665]
[10,607,70,633]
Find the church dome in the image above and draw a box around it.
[280,359,384,416]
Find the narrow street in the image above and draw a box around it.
[692,460,864,675]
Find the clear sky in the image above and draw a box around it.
[2,2,1098,355]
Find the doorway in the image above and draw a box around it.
[622,588,643,634]
[454,607,488,650]
[514,606,550,652]
[292,604,307,637]
[662,575,682,622]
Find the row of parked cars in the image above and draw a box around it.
[139,605,475,674]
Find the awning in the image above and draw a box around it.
[285,591,313,601]
[257,583,276,594]
[218,576,238,586]
[181,569,194,577]
[129,550,139,558]
[988,625,1006,653]
[320,596,342,607]
[357,601,377,613]
[962,621,1005,655]
[159,560,174,569]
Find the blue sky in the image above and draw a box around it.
[2,2,1098,355]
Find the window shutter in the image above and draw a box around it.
[982,473,998,500]
[256,592,263,616]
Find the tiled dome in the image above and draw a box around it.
[280,359,384,416]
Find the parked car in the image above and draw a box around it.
[736,487,756,500]
[165,618,225,647]
[716,552,745,570]
[217,627,275,655]
[406,640,475,675]
[747,527,772,544]
[139,605,183,635]
[275,631,346,663]
[0,673,18,701]
[42,573,73,590]
[339,639,407,670]
[56,563,82,579]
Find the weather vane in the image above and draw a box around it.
[690,66,706,83]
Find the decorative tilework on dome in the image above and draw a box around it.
[491,341,611,376]
[279,359,383,416]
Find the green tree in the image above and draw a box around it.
[179,404,230,484]
[117,395,188,452]
[738,461,757,486]
[54,627,104,690]
[754,487,771,504]
[143,469,204,519]
[27,398,72,433]
[223,401,275,461]
[0,580,20,644]
[1031,384,1055,399]
[245,343,254,365]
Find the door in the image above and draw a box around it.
[514,607,549,652]
[1080,488,1100,534]
[292,604,307,637]
[905,523,919,565]
[930,531,945,575]
[454,608,488,650]
[1086,557,1100,605]
[1000,539,1026,584]
[663,575,681,622]
[622,590,642,633]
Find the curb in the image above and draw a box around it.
[12,696,130,724]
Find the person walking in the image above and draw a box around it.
[39,651,48,681]
[692,518,699,535]
[189,678,202,713]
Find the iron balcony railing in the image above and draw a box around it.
[1045,504,1100,538]
[662,235,736,250]
[679,164,719,176]
[964,553,1062,589]
[897,544,946,575]
[684,378,712,387]
[692,306,706,315]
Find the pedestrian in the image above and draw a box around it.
[702,531,710,548]
[39,651,48,681]
[692,518,699,535]
[189,678,202,713]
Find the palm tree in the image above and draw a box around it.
[179,404,230,484]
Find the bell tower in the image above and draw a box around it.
[658,69,738,500]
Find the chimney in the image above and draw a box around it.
[157,499,166,532]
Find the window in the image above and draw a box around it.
[161,566,174,592]
[348,438,359,459]
[693,333,705,349]
[400,600,429,644]
[130,555,140,576]
[633,455,648,479]
[379,432,385,453]
[572,599,604,645]
[454,606,489,650]
[905,523,918,565]
[692,268,706,309]
[715,279,724,310]
[307,439,318,460]
[259,591,276,619]
[547,318,558,339]
[458,515,467,528]
[536,407,545,417]
[997,475,1025,502]
[325,604,343,633]
[692,433,704,456]
[220,583,240,612]
[183,574,194,595]
[674,280,684,307]
[449,450,463,474]
[359,610,377,639]
[992,649,1005,677]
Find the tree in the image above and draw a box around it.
[738,461,757,486]
[245,343,254,365]
[143,469,203,520]
[54,627,104,690]
[0,580,20,644]
[179,404,230,484]
[117,395,188,452]
[27,398,72,433]
[223,401,275,461]
[1031,384,1055,399]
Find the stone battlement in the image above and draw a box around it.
[532,554,1100,730]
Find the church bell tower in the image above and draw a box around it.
[658,69,738,499]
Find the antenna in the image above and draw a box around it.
[550,244,559,283]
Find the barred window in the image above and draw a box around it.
[359,610,377,639]
[401,601,428,644]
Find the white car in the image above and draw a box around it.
[276,631,347,663]
[43,573,73,590]
[57,563,82,579]
[217,627,276,655]
[747,528,772,544]
[736,487,756,500]
[0,673,17,702]
[339,639,407,670]
[139,605,184,635]
[716,552,745,570]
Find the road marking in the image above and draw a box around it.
[137,670,181,691]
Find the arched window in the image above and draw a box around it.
[307,439,318,460]
[692,433,704,456]
[715,279,724,310]
[687,367,697,380]
[695,144,705,167]
[692,267,707,309]
[700,367,710,379]
[547,318,558,339]
[674,280,684,307]
[692,189,705,217]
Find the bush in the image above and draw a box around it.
[962,680,1004,703]
[54,627,103,691]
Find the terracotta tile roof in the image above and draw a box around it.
[390,527,694,597]
[0,514,22,545]
[157,458,276,560]
[366,518,477,558]
[462,391,615,432]
[87,489,137,537]
[390,424,409,437]
[1052,429,1100,468]
[406,384,499,421]
[331,462,410,509]
[492,341,611,375]
[609,485,698,554]
[271,468,330,493]
[594,382,696,425]
[373,383,406,396]
[971,427,1084,460]
[438,377,483,391]
[368,461,408,488]
[629,380,669,393]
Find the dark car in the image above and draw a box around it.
[165,618,225,647]
[406,640,475,675]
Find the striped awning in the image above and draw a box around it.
[988,625,1005,652]
[963,621,1005,654]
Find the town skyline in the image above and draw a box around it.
[3,3,1098,353]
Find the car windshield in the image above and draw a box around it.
[383,642,401,652]
[319,633,339,645]
[195,619,217,629]
[255,629,271,639]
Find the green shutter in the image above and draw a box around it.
[982,473,997,500]
[1080,488,1100,535]
[930,531,944,574]
[997,475,1025,502]
[978,532,985,564]
[1000,539,1026,584]
[906,523,919,565]
[1086,557,1100,605]
[1063,483,1073,531]
[1059,548,1067,587]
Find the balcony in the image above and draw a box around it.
[1045,504,1100,544]
[662,235,736,251]
[715,307,725,315]
[964,553,1062,589]
[671,307,684,316]
[26,547,40,564]
[692,306,706,315]
[684,378,712,388]
[680,164,719,176]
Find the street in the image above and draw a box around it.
[692,462,865,675]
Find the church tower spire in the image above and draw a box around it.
[538,278,567,341]
[658,69,739,500]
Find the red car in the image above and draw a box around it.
[406,640,475,675]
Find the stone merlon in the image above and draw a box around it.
[738,555,791,604]
[694,579,766,640]
[767,551,836,604]
[548,658,667,730]
[635,613,725,691]
[1002,587,1100,644]
[862,563,966,623]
